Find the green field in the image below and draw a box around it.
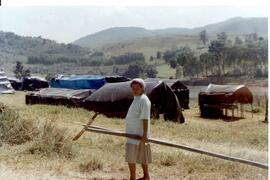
[0,92,268,179]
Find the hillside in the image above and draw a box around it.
[190,17,268,34]
[0,31,94,75]
[0,31,92,63]
[73,17,268,48]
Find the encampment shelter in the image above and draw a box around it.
[83,81,185,123]
[199,83,253,118]
[26,88,93,107]
[0,70,15,94]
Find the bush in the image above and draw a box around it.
[27,120,75,159]
[0,104,38,145]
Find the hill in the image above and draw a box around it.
[0,31,94,75]
[73,17,268,48]
[0,31,92,63]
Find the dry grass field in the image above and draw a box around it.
[0,91,268,180]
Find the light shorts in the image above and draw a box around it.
[125,142,152,164]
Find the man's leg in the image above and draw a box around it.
[128,163,136,180]
[141,164,150,180]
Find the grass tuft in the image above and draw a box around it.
[0,103,38,145]
[79,157,103,173]
[158,153,177,166]
[27,119,75,159]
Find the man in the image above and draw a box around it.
[125,78,152,180]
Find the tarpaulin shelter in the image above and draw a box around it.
[83,81,185,123]
[50,75,106,90]
[104,76,130,83]
[0,71,15,94]
[145,78,189,109]
[8,77,22,90]
[22,76,49,91]
[50,75,130,90]
[26,88,93,107]
[199,84,253,118]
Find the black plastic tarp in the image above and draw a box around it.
[22,76,49,91]
[26,88,94,107]
[84,81,184,123]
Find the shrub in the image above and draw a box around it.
[0,104,38,145]
[27,120,74,159]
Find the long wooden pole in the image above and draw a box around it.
[84,126,268,170]
[72,112,98,141]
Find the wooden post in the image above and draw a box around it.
[264,96,268,123]
[251,104,253,119]
[232,109,234,121]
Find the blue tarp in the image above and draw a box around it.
[50,75,106,90]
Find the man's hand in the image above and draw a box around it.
[141,135,148,143]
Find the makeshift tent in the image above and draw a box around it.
[22,76,49,91]
[83,81,185,123]
[199,84,253,118]
[104,76,130,83]
[50,75,106,90]
[145,78,190,109]
[0,71,15,94]
[26,88,94,107]
[8,77,22,90]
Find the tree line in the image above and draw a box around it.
[162,32,267,79]
[24,51,158,78]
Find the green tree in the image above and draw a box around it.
[208,40,225,75]
[145,65,158,78]
[123,63,144,78]
[199,30,208,45]
[217,32,227,44]
[156,51,162,59]
[199,53,214,76]
[234,36,243,46]
[13,61,31,79]
[13,61,24,79]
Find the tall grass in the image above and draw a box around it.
[0,93,268,179]
[27,119,75,159]
[0,103,38,145]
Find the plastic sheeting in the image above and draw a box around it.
[200,83,253,104]
[84,81,184,122]
[26,88,94,107]
[0,71,15,94]
[22,76,49,91]
[50,75,106,90]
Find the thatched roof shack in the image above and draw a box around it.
[83,81,185,123]
[199,84,253,118]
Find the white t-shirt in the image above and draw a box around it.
[125,94,151,145]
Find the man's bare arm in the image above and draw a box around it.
[141,119,148,143]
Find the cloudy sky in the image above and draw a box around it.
[0,6,268,43]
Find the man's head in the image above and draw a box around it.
[130,78,145,96]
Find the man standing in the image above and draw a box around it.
[125,78,152,180]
